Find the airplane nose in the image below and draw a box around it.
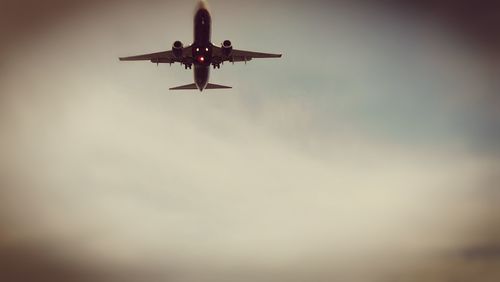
[197,0,209,11]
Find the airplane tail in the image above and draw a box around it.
[169,83,198,90]
[169,83,232,91]
[206,83,232,90]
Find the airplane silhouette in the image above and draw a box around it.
[119,0,282,92]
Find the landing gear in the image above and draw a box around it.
[184,63,192,69]
[212,63,221,69]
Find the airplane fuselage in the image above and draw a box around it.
[192,4,212,91]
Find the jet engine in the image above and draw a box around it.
[172,41,184,57]
[221,40,232,56]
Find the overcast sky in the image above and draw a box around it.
[0,0,499,281]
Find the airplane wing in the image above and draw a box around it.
[212,46,282,63]
[119,46,192,64]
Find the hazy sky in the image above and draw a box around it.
[0,0,499,281]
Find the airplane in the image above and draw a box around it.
[119,0,282,92]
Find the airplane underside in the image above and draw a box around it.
[119,0,281,92]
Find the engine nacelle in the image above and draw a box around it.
[221,40,232,56]
[172,41,183,57]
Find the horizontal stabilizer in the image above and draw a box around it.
[205,83,232,89]
[169,83,198,90]
[169,83,232,91]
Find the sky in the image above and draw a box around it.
[0,0,499,281]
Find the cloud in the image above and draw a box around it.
[462,246,500,261]
[0,0,499,281]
